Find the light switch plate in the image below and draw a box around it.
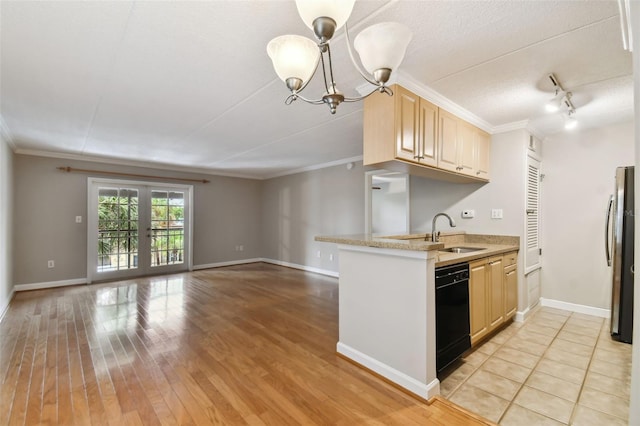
[491,209,504,219]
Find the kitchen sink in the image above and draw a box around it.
[439,246,486,254]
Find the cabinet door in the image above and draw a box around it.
[488,257,504,331]
[469,261,489,345]
[474,130,491,180]
[418,98,438,167]
[504,264,517,320]
[438,109,460,173]
[394,87,420,163]
[457,123,476,176]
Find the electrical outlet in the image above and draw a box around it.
[329,254,334,261]
[47,260,55,268]
[317,250,321,258]
[75,216,82,223]
[491,209,504,219]
[239,245,243,251]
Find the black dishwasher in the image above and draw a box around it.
[435,262,471,375]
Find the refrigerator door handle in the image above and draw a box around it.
[605,195,614,267]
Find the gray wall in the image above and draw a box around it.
[409,129,527,237]
[410,130,530,312]
[261,162,365,273]
[0,135,14,316]
[12,154,262,285]
[541,120,634,309]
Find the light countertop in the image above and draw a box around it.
[315,232,519,267]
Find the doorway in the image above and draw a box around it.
[87,178,193,283]
[365,170,410,235]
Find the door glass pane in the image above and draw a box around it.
[97,187,139,272]
[150,191,185,267]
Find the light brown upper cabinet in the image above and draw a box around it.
[364,85,437,167]
[474,130,491,180]
[438,110,475,176]
[438,109,490,179]
[363,85,490,183]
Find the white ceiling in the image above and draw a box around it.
[0,1,633,179]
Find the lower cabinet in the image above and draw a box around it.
[504,252,518,320]
[469,251,518,346]
[469,260,490,345]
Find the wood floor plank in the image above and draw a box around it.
[0,263,493,425]
[24,302,50,425]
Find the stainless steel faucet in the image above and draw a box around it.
[429,213,456,242]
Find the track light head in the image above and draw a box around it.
[564,112,578,130]
[545,91,563,112]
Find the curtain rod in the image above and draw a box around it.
[57,166,210,184]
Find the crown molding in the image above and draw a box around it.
[491,120,530,135]
[264,155,364,180]
[395,71,493,133]
[0,116,16,150]
[15,148,365,181]
[14,148,262,180]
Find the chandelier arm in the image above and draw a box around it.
[293,93,326,105]
[326,44,338,93]
[344,23,380,87]
[342,85,393,103]
[319,48,332,94]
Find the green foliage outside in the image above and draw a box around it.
[97,190,184,269]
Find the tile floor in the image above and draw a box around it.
[440,306,633,425]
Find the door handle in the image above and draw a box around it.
[605,195,614,267]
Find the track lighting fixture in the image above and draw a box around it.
[546,73,577,130]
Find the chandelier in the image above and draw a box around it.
[267,0,412,114]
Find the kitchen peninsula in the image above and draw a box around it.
[315,233,519,400]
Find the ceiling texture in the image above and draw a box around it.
[0,1,633,179]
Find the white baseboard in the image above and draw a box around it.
[14,278,87,292]
[515,306,531,323]
[12,259,336,292]
[261,258,339,278]
[0,288,15,323]
[337,342,440,400]
[540,298,610,318]
[193,258,262,270]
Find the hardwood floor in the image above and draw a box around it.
[0,263,492,425]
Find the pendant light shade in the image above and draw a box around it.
[267,35,319,85]
[295,0,356,31]
[354,22,413,75]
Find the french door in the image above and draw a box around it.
[87,178,193,283]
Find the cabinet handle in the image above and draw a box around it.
[476,171,481,175]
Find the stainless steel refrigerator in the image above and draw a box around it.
[605,166,634,344]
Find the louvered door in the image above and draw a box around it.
[525,155,541,271]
